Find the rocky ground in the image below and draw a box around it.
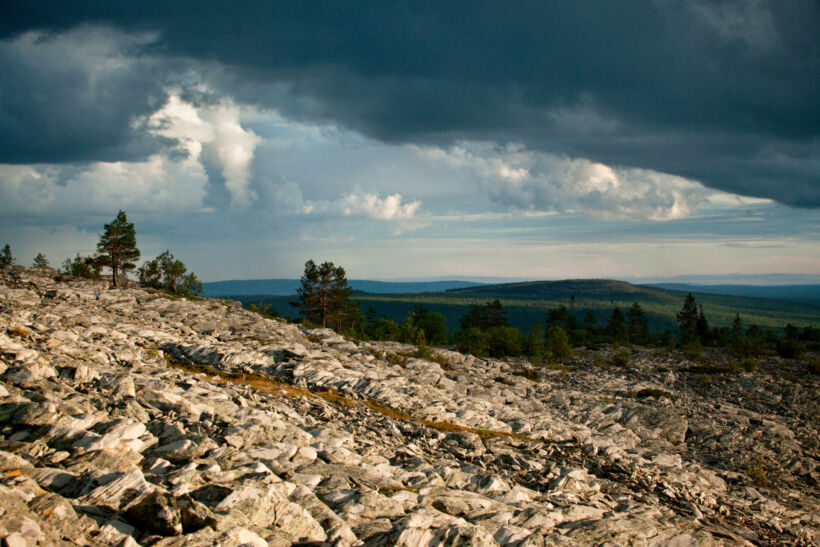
[0,266,817,546]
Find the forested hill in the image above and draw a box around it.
[444,279,671,303]
[645,283,820,305]
[233,278,820,333]
[202,278,484,297]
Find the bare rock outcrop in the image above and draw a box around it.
[0,266,817,545]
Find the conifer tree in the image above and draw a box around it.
[627,302,649,345]
[0,244,14,267]
[32,253,49,268]
[296,259,354,330]
[676,293,699,343]
[696,304,710,344]
[607,308,629,345]
[96,210,139,288]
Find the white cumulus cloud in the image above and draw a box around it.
[0,155,209,218]
[413,141,713,221]
[145,92,261,208]
[343,191,421,220]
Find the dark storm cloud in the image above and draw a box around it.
[1,0,818,205]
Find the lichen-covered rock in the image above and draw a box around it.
[0,266,816,546]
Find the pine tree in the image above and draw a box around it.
[0,244,14,267]
[627,302,649,345]
[696,304,710,344]
[525,323,545,363]
[676,293,699,343]
[96,210,140,288]
[296,259,354,330]
[607,308,629,345]
[546,324,572,361]
[32,253,49,268]
[731,313,743,341]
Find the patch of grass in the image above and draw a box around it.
[315,389,358,408]
[695,374,712,388]
[655,365,670,373]
[742,357,757,373]
[145,343,160,360]
[512,367,539,381]
[494,376,514,386]
[7,325,30,338]
[806,358,820,375]
[610,349,631,368]
[682,340,705,361]
[746,462,769,487]
[166,352,538,446]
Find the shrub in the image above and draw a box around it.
[512,367,539,381]
[746,462,768,487]
[742,357,757,372]
[486,326,524,358]
[61,254,100,279]
[610,349,631,368]
[682,339,704,361]
[546,324,572,361]
[775,339,801,359]
[806,359,820,375]
[695,374,712,388]
[455,328,490,358]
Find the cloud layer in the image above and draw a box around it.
[414,142,712,221]
[1,1,817,205]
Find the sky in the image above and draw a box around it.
[0,1,818,282]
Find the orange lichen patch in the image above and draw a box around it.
[365,400,536,442]
[8,325,30,337]
[166,354,535,443]
[165,354,308,398]
[3,469,22,477]
[315,390,358,408]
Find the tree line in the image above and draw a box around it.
[1,211,201,296]
[284,260,818,362]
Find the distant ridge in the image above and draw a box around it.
[646,283,820,305]
[202,278,485,297]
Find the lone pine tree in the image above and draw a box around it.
[96,210,140,288]
[296,259,354,330]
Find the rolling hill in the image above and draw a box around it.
[226,278,820,334]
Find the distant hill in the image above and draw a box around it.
[231,278,820,333]
[645,283,820,305]
[202,278,485,297]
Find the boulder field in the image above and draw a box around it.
[0,266,817,545]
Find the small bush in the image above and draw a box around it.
[742,357,757,372]
[682,339,704,361]
[592,354,608,368]
[695,374,712,388]
[512,367,540,381]
[610,349,631,368]
[385,352,406,366]
[806,359,820,375]
[746,462,769,487]
[775,339,801,359]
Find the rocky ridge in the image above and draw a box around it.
[0,266,817,545]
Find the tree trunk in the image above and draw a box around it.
[112,265,119,288]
